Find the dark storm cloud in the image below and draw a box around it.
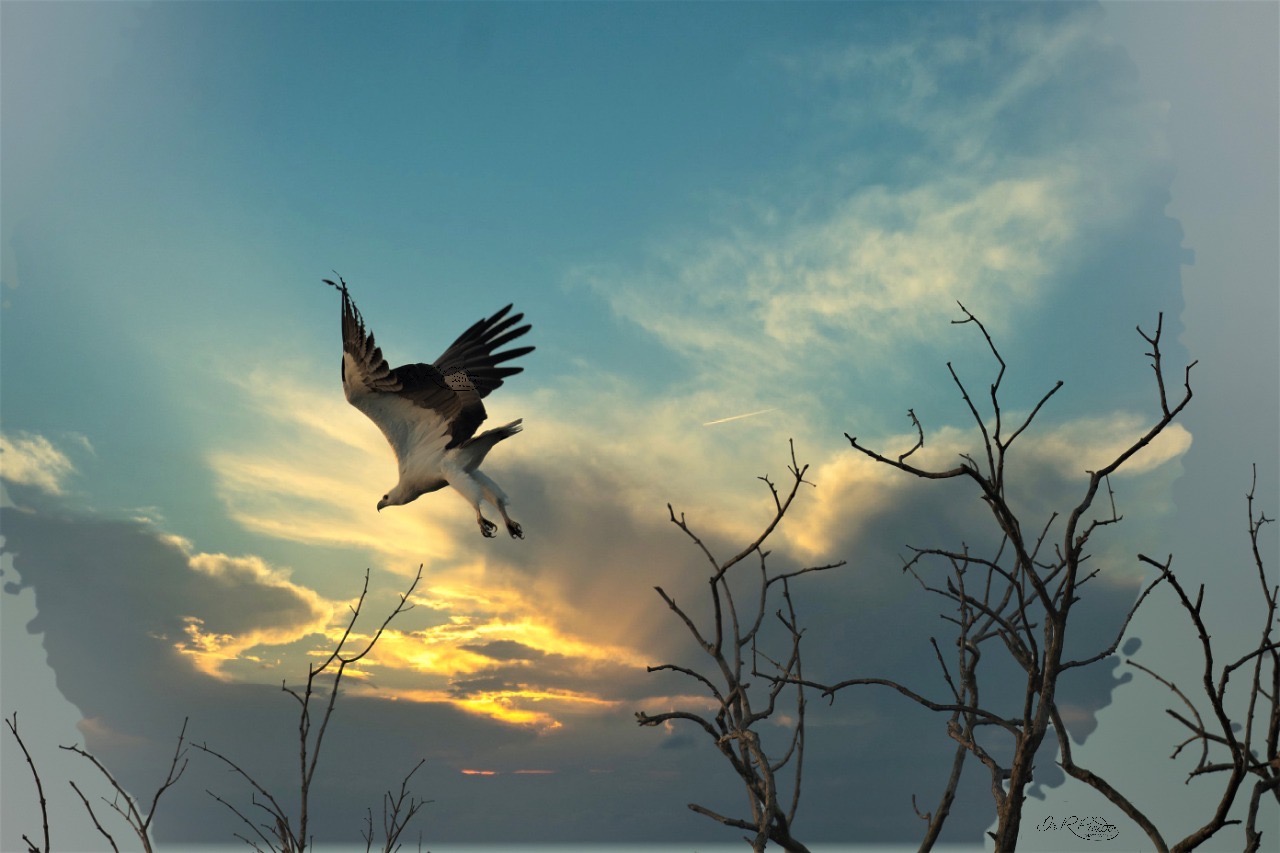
[1,435,1157,847]
[0,509,327,706]
[463,639,547,661]
[496,409,1175,843]
[465,459,741,664]
[0,505,719,843]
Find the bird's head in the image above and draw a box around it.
[376,484,417,512]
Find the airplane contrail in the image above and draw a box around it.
[702,407,777,427]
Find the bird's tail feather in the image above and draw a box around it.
[459,419,522,471]
[491,418,523,439]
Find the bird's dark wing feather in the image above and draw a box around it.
[326,275,464,419]
[433,304,535,400]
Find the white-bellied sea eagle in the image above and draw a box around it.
[324,275,534,538]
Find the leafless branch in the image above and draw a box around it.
[814,309,1201,850]
[67,779,120,852]
[1124,468,1278,852]
[198,566,425,852]
[5,713,50,853]
[1051,702,1170,851]
[638,441,841,852]
[58,717,189,853]
[361,759,430,853]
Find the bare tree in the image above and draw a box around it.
[1065,466,1279,853]
[197,566,427,852]
[637,441,843,852]
[799,306,1203,850]
[5,712,189,853]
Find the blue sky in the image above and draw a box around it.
[2,2,1276,849]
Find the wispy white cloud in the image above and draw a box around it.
[1031,414,1192,479]
[580,7,1165,417]
[0,430,90,495]
[581,168,1084,423]
[207,364,467,569]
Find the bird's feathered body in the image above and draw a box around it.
[325,275,533,538]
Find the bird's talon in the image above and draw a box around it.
[479,518,497,538]
[507,521,523,539]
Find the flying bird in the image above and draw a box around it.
[324,275,534,538]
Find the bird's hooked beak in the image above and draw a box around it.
[376,497,388,512]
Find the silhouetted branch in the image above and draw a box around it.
[638,441,841,853]
[1051,703,1170,851]
[59,717,189,853]
[5,712,50,853]
[198,566,425,852]
[1124,467,1278,852]
[815,309,1198,850]
[67,779,121,852]
[362,758,431,853]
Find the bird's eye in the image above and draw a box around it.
[382,494,389,501]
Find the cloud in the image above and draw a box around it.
[617,173,1076,355]
[203,357,814,659]
[1031,415,1193,478]
[0,498,756,841]
[573,173,1079,416]
[207,365,461,568]
[2,5,1199,845]
[201,303,1193,743]
[0,430,89,495]
[782,411,1192,562]
[0,438,1148,844]
[174,546,333,679]
[0,511,337,688]
[573,6,1170,431]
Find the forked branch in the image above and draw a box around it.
[361,758,431,853]
[638,441,842,853]
[1121,468,1278,852]
[197,566,426,852]
[59,718,190,853]
[817,309,1200,850]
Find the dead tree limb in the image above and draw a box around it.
[1113,466,1278,852]
[812,307,1197,850]
[637,441,843,853]
[361,758,430,853]
[5,712,50,853]
[196,566,425,852]
[58,717,190,853]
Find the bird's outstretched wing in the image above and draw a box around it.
[433,304,535,399]
[324,276,533,451]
